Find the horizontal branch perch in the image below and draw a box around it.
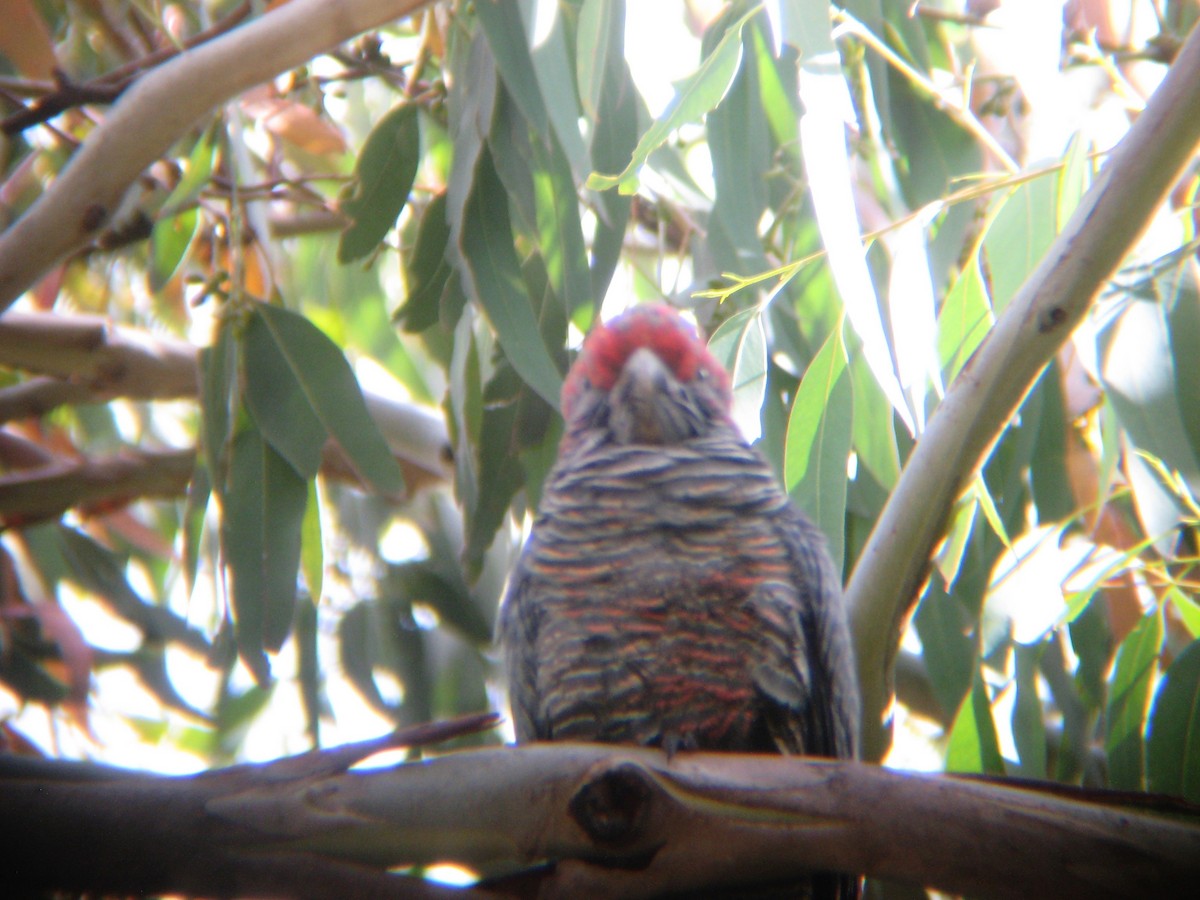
[3,741,1196,899]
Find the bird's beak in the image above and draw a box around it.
[613,347,675,444]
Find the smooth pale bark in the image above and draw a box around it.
[845,22,1200,760]
[0,0,431,308]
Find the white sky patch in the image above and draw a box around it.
[985,526,1126,645]
[625,5,702,118]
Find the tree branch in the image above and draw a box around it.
[0,3,254,137]
[2,743,1196,898]
[0,313,452,511]
[845,19,1200,760]
[0,0,431,310]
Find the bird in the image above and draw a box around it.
[499,304,860,895]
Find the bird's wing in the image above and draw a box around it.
[497,554,543,744]
[750,507,860,760]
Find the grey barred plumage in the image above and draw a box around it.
[499,305,860,897]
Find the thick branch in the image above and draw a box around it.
[845,20,1200,760]
[0,313,452,513]
[0,3,253,136]
[0,0,430,309]
[2,743,1196,899]
[1,714,499,899]
[0,446,197,529]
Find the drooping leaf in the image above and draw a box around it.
[338,103,421,263]
[946,669,1006,776]
[586,1,636,304]
[221,423,308,675]
[474,0,548,137]
[849,349,900,490]
[300,480,323,602]
[396,192,453,332]
[1105,610,1164,790]
[529,131,592,321]
[937,256,993,385]
[516,0,588,178]
[200,321,237,482]
[1163,261,1200,469]
[1146,638,1200,802]
[1102,297,1200,488]
[52,526,210,654]
[705,10,771,272]
[914,579,977,721]
[149,207,199,291]
[785,320,852,571]
[708,307,767,444]
[242,308,326,480]
[982,173,1058,313]
[456,148,563,407]
[577,0,617,121]
[1012,642,1048,779]
[252,303,405,497]
[587,4,760,194]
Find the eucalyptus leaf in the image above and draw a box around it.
[338,103,420,264]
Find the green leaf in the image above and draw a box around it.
[1146,638,1200,801]
[886,66,982,208]
[456,149,564,407]
[1102,298,1200,485]
[982,174,1058,313]
[396,192,453,332]
[708,307,767,444]
[1105,610,1164,790]
[933,494,978,590]
[937,257,993,385]
[946,669,1006,776]
[338,103,420,264]
[294,597,321,745]
[475,0,548,136]
[252,303,405,497]
[587,4,760,194]
[149,207,199,291]
[338,602,395,716]
[163,128,216,214]
[530,131,592,319]
[585,2,635,303]
[914,579,977,721]
[1012,643,1047,779]
[849,349,900,490]
[1163,262,1200,470]
[706,11,771,272]
[301,480,323,602]
[181,463,211,600]
[201,320,237,481]
[1056,134,1091,230]
[517,0,588,178]
[785,321,852,572]
[1029,361,1074,522]
[577,0,616,121]
[242,308,326,479]
[53,526,209,654]
[221,423,308,674]
[389,560,491,645]
[1169,587,1200,638]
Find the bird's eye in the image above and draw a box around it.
[695,367,709,381]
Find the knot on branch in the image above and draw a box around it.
[568,761,654,848]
